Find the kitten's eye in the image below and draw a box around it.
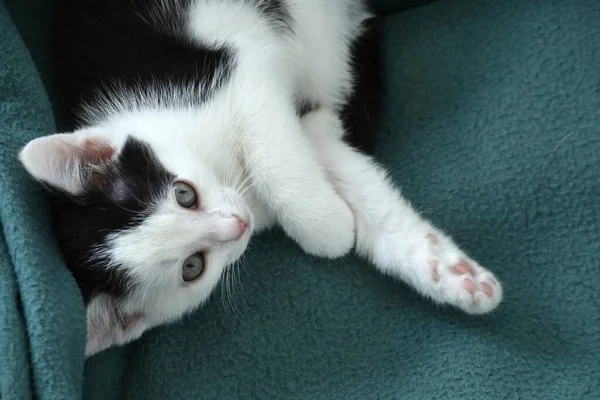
[182,252,205,282]
[174,181,197,208]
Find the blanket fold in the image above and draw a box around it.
[1,4,85,399]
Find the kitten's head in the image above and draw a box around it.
[19,128,253,355]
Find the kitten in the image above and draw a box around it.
[19,0,502,356]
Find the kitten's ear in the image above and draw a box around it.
[18,131,116,195]
[85,294,145,357]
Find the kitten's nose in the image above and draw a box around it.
[234,215,248,239]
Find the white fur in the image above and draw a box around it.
[301,108,502,314]
[19,0,503,356]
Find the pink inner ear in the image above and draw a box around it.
[20,133,117,195]
[41,136,115,166]
[78,139,116,190]
[80,138,115,162]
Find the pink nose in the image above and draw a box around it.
[235,216,248,237]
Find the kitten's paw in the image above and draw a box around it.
[426,234,502,314]
[284,195,355,259]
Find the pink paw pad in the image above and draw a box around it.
[429,260,440,282]
[452,260,474,275]
[480,282,493,297]
[427,233,439,244]
[462,278,477,294]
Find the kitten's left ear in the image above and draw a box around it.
[85,294,145,356]
[19,131,116,195]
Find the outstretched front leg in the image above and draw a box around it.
[301,108,502,314]
[237,80,355,259]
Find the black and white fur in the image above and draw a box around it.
[19,0,502,356]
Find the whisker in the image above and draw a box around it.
[231,155,246,193]
[236,171,253,194]
[235,160,262,198]
[228,261,249,327]
[226,264,240,325]
[236,256,250,306]
[225,127,244,187]
[221,266,234,321]
[229,263,243,322]
[238,183,256,199]
[224,144,236,188]
[228,130,245,189]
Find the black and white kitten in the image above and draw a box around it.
[19,0,502,356]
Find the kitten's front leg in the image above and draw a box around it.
[302,108,502,314]
[239,95,355,258]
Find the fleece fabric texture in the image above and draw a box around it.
[1,0,599,399]
[0,3,86,400]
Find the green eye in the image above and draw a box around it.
[174,181,197,208]
[182,253,205,282]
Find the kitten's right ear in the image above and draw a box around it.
[19,132,116,195]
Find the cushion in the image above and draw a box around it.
[1,0,599,399]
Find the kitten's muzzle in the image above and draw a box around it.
[232,215,248,240]
[213,214,250,242]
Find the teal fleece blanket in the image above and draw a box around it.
[0,3,86,399]
[1,0,599,399]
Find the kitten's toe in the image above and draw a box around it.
[425,233,502,314]
[435,258,503,314]
[466,269,503,314]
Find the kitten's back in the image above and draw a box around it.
[55,0,231,131]
[55,0,382,153]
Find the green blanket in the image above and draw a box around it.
[1,0,599,399]
[0,4,86,400]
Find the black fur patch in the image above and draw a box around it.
[341,16,384,155]
[250,0,294,34]
[47,137,175,303]
[296,99,318,117]
[55,0,234,130]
